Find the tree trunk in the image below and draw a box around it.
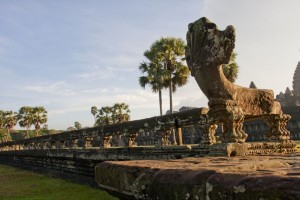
[5,128,9,142]
[169,80,173,114]
[169,79,177,145]
[159,89,163,116]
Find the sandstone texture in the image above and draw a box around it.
[96,155,300,199]
[185,17,291,144]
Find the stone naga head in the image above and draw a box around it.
[186,17,235,75]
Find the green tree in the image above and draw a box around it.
[74,121,81,130]
[91,106,98,123]
[222,52,239,83]
[96,106,112,126]
[18,106,34,139]
[4,111,18,142]
[0,111,6,142]
[95,103,131,126]
[142,37,190,114]
[40,124,49,135]
[0,128,6,142]
[139,61,166,116]
[32,107,48,136]
[0,110,5,129]
[112,103,130,123]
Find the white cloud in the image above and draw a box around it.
[77,64,136,81]
[82,88,108,94]
[24,81,75,96]
[48,106,88,116]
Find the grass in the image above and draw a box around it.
[0,164,117,200]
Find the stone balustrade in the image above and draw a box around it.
[0,108,211,152]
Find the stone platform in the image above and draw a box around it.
[95,154,300,200]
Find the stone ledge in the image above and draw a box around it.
[95,155,300,199]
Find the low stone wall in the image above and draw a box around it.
[0,145,201,187]
[0,143,297,199]
[95,155,300,200]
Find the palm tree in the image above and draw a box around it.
[143,37,190,114]
[74,121,81,130]
[222,52,239,83]
[0,111,5,142]
[0,110,5,129]
[4,111,18,142]
[91,106,98,123]
[112,103,130,123]
[139,60,166,116]
[32,107,48,136]
[18,106,34,139]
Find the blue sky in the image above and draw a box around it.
[1,0,300,130]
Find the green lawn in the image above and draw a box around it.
[0,164,117,200]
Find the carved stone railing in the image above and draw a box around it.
[0,108,212,152]
[0,107,296,156]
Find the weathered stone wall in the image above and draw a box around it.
[95,156,300,200]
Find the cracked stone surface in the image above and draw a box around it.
[96,155,300,199]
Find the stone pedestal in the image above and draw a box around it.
[208,143,250,157]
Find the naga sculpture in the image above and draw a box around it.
[186,17,291,143]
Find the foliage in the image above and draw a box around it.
[0,164,117,200]
[75,121,82,130]
[47,129,59,135]
[222,52,239,83]
[32,106,48,136]
[0,106,49,141]
[111,103,130,124]
[18,106,34,139]
[10,130,26,141]
[0,128,6,142]
[95,103,130,126]
[139,37,190,115]
[3,111,18,142]
[91,106,98,123]
[0,110,5,128]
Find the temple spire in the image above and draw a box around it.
[249,81,257,89]
[293,62,300,97]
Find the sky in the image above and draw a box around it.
[0,0,300,130]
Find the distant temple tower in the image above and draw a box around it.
[293,62,300,98]
[276,62,300,106]
[249,81,257,89]
[246,61,300,141]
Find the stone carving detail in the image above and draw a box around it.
[265,114,291,141]
[69,139,78,148]
[158,130,171,146]
[83,138,93,148]
[101,135,112,148]
[127,132,138,147]
[186,17,290,143]
[200,124,217,145]
[49,141,56,149]
[57,140,66,149]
